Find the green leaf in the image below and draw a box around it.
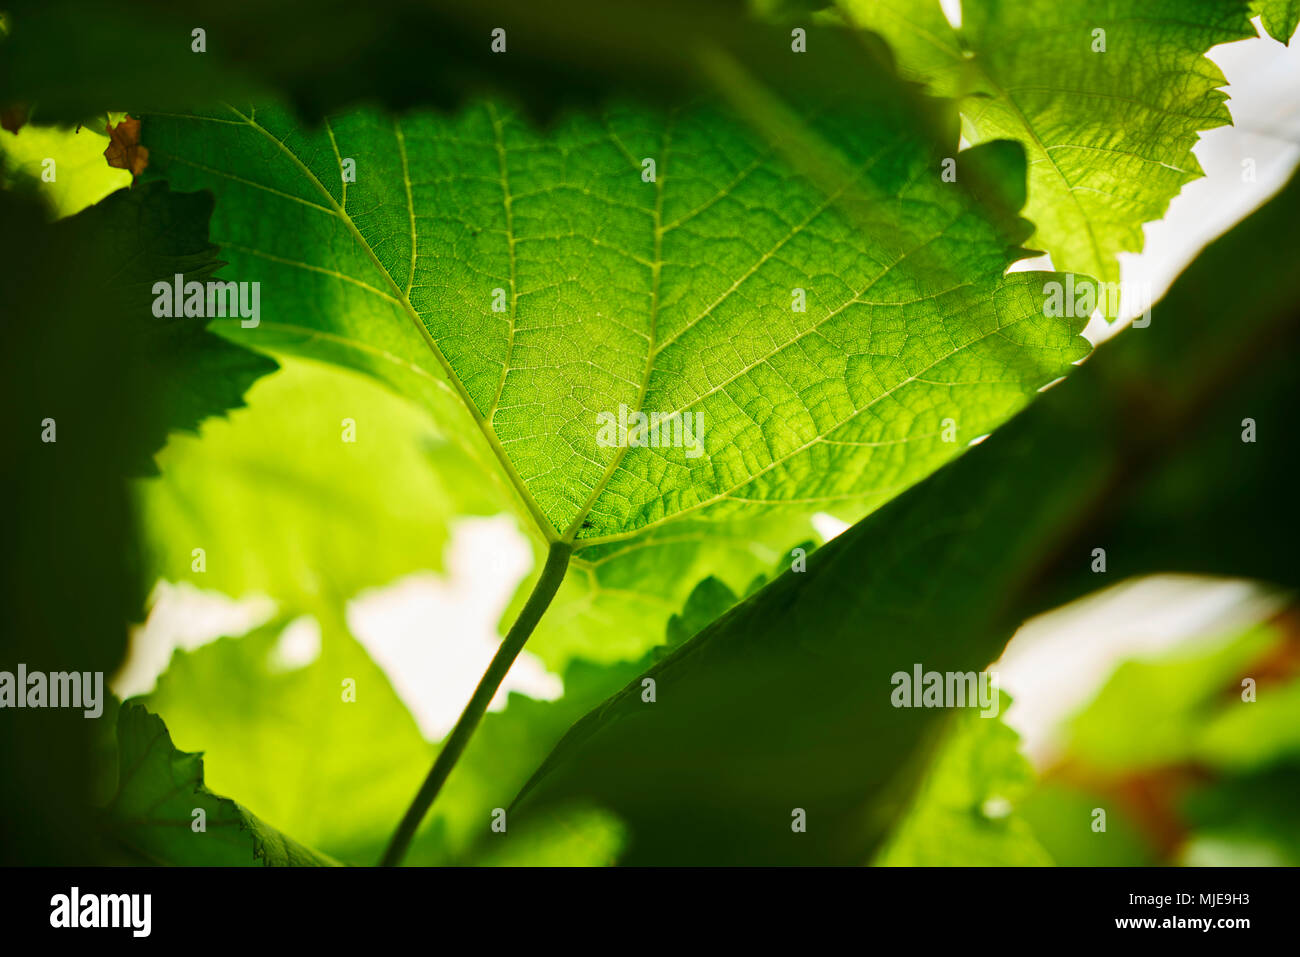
[844,0,1256,300]
[873,696,1053,866]
[140,617,433,865]
[4,181,278,476]
[1018,783,1157,866]
[101,702,337,865]
[466,805,626,866]
[135,355,505,612]
[140,97,1087,664]
[1065,623,1281,772]
[1252,0,1300,43]
[1180,766,1300,865]
[143,101,1086,538]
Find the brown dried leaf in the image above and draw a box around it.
[104,114,149,177]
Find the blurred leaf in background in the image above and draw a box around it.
[874,695,1053,865]
[139,616,432,864]
[100,702,338,865]
[0,120,130,215]
[1026,614,1300,865]
[0,0,903,122]
[0,181,274,862]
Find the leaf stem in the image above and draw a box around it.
[379,540,573,866]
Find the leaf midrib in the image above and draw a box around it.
[560,110,675,540]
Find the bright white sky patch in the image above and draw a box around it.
[995,575,1285,767]
[811,512,852,542]
[347,515,562,741]
[114,582,275,698]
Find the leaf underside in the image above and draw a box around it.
[143,98,1088,551]
[103,703,337,866]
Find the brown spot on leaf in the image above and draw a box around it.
[104,114,149,178]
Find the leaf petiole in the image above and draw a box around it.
[379,540,573,866]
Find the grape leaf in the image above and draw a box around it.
[135,356,505,612]
[140,96,1087,662]
[843,0,1257,301]
[101,702,337,866]
[1252,0,1300,42]
[142,99,1085,539]
[2,181,278,476]
[141,616,434,864]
